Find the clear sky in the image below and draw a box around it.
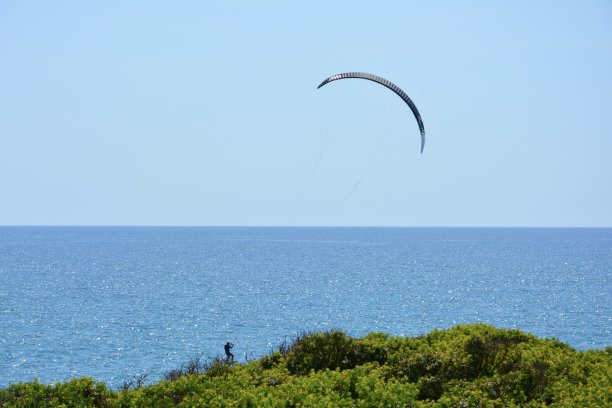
[1,1,611,227]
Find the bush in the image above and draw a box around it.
[284,330,387,375]
[162,354,232,382]
[1,324,609,407]
[0,378,114,407]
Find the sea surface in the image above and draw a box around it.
[0,227,610,388]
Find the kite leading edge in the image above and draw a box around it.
[317,72,425,153]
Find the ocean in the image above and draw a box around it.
[0,227,610,388]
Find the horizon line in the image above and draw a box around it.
[1,225,610,229]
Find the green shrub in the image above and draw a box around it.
[0,378,114,407]
[1,324,609,407]
[284,330,387,375]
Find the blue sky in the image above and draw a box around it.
[1,1,611,226]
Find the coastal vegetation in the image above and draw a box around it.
[1,324,610,407]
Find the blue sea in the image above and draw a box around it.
[0,227,610,388]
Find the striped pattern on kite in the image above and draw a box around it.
[317,72,425,153]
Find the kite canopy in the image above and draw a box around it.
[317,72,425,153]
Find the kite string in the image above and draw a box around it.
[291,87,364,223]
[354,100,418,178]
[328,106,403,223]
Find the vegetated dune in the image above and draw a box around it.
[2,324,610,407]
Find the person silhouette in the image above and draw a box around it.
[224,341,234,363]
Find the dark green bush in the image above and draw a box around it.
[284,329,388,375]
[285,330,356,374]
[464,330,529,377]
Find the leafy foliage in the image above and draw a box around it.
[1,324,610,407]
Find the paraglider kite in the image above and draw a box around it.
[317,72,426,153]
